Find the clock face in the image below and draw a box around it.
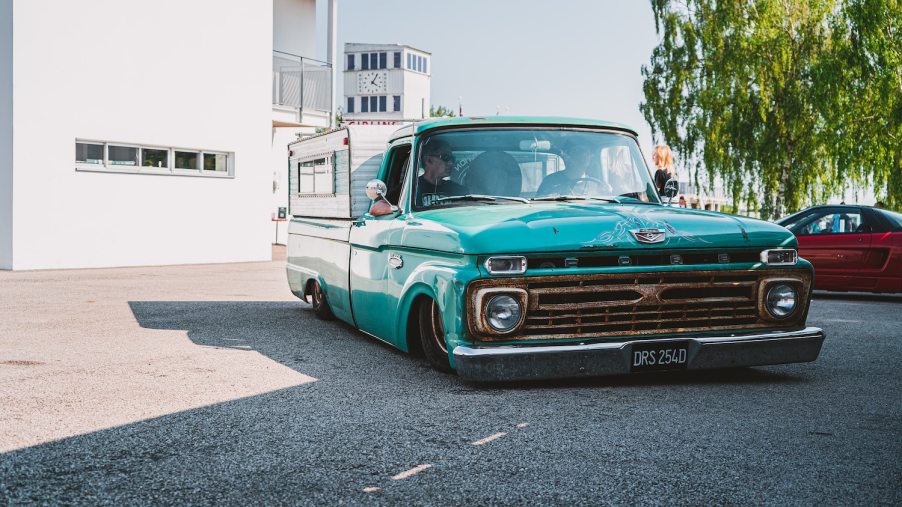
[357,71,388,94]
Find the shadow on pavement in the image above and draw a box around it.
[0,301,824,504]
[812,291,902,303]
[126,300,806,389]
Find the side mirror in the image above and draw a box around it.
[365,179,397,216]
[662,178,678,205]
[365,179,388,200]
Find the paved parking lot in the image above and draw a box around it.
[0,247,312,453]
[1,248,900,504]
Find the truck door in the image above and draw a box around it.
[348,141,412,343]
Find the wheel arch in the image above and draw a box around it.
[396,282,439,354]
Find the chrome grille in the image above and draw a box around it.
[467,269,810,341]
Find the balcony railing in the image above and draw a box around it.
[272,51,332,116]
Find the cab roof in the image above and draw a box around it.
[388,116,638,143]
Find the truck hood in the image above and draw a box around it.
[402,203,796,255]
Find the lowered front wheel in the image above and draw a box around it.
[418,299,453,373]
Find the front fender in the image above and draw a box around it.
[393,257,479,366]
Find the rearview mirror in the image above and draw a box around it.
[519,140,551,151]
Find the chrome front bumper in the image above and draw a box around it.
[453,327,826,382]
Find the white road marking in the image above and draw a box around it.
[516,422,529,429]
[391,464,432,480]
[471,432,507,445]
[362,487,381,493]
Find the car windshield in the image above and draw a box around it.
[880,209,902,229]
[411,129,660,210]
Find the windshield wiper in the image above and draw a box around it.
[530,195,621,204]
[433,194,529,205]
[615,196,659,205]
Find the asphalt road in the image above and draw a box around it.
[1,263,900,505]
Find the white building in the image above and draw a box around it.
[0,0,337,270]
[343,43,431,121]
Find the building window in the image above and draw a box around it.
[204,152,228,172]
[75,140,232,177]
[394,52,401,68]
[379,96,387,112]
[379,52,387,69]
[419,56,424,72]
[142,148,168,168]
[407,53,412,70]
[361,96,369,113]
[393,96,401,112]
[361,53,369,70]
[175,151,198,170]
[370,96,378,112]
[370,53,377,68]
[75,142,103,164]
[347,54,354,70]
[424,57,428,74]
[297,156,334,195]
[347,96,354,113]
[108,145,139,166]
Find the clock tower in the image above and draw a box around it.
[343,43,431,121]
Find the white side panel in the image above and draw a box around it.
[272,125,317,245]
[273,0,316,57]
[288,129,350,217]
[0,0,11,269]
[10,0,274,269]
[287,125,395,218]
[348,125,396,217]
[402,74,431,119]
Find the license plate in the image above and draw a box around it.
[630,341,689,372]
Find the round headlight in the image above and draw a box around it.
[486,294,522,332]
[766,284,798,318]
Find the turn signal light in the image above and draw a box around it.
[485,256,527,275]
[760,249,797,265]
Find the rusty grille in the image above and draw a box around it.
[467,269,811,341]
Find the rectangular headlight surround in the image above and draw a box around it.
[484,256,527,275]
[760,249,798,266]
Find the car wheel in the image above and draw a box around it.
[310,280,334,320]
[418,298,453,373]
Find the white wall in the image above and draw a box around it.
[10,0,274,269]
[274,0,317,57]
[403,73,431,119]
[0,0,12,269]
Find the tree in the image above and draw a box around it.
[429,105,457,118]
[641,0,901,218]
[817,0,902,208]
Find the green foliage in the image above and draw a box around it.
[429,105,457,118]
[642,0,901,219]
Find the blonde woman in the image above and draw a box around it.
[652,145,677,196]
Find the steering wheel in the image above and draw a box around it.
[568,176,608,196]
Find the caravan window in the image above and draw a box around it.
[297,155,335,195]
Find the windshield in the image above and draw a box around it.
[411,129,660,210]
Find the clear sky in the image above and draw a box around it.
[318,0,661,157]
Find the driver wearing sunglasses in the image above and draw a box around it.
[416,139,466,207]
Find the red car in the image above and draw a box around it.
[777,205,902,293]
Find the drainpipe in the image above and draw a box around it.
[327,0,338,129]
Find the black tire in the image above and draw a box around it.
[310,280,334,320]
[418,299,453,373]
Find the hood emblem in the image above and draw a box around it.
[631,228,666,244]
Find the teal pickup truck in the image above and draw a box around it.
[286,117,825,381]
